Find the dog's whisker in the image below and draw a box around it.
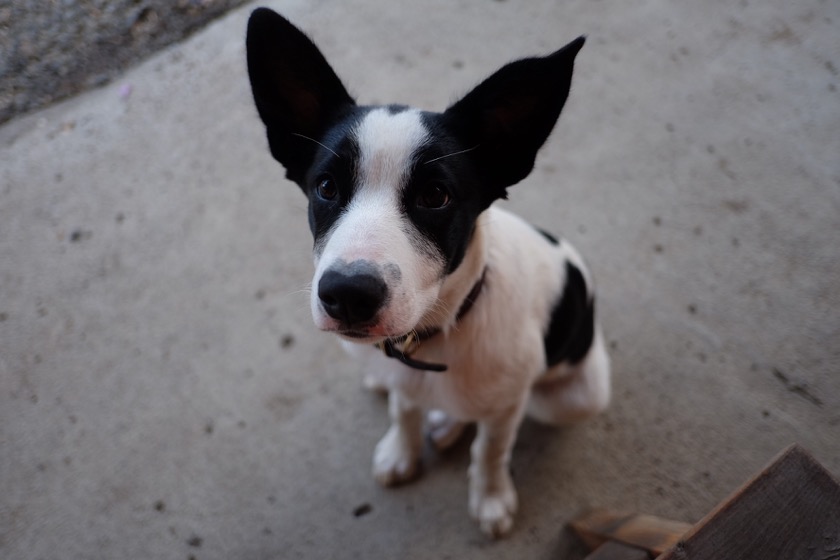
[276,282,314,302]
[286,287,311,298]
[422,145,479,165]
[291,132,341,159]
[426,299,455,326]
[288,280,313,294]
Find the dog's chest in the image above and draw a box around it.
[391,326,544,420]
[388,209,576,418]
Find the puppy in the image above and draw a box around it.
[246,8,610,538]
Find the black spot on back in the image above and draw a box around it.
[543,262,595,367]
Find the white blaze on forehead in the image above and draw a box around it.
[354,108,429,192]
[311,108,447,336]
[315,108,431,264]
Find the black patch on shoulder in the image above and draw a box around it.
[534,225,560,245]
[543,262,595,367]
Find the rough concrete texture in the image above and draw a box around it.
[1,0,838,558]
[0,0,247,125]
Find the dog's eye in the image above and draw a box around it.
[416,184,451,210]
[316,176,338,201]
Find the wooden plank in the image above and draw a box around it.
[584,541,651,560]
[571,510,692,557]
[656,444,840,560]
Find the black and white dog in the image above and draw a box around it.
[246,8,610,538]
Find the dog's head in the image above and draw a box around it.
[246,8,583,343]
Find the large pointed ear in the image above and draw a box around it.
[442,37,585,200]
[246,8,356,185]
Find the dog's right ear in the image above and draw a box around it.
[246,8,355,185]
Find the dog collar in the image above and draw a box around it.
[374,267,487,372]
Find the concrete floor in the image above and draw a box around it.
[1,0,838,558]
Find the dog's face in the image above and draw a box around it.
[302,106,489,340]
[246,8,583,342]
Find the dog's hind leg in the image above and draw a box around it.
[362,370,390,395]
[527,330,611,426]
[426,409,468,451]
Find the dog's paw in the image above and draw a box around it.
[426,409,468,451]
[372,426,421,486]
[468,473,518,538]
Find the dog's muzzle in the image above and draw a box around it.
[317,262,487,372]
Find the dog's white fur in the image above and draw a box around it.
[314,109,611,537]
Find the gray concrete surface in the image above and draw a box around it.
[1,0,838,558]
[0,0,247,125]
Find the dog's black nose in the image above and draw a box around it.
[318,268,388,325]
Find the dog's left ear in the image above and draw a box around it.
[443,37,585,201]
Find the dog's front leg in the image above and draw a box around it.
[468,404,525,538]
[372,389,423,486]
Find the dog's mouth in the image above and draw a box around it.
[340,328,376,339]
[329,325,392,344]
[332,321,422,345]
